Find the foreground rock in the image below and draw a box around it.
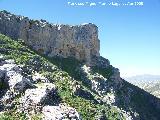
[19,83,57,114]
[0,57,81,119]
[42,104,81,120]
[0,58,35,109]
[19,82,81,119]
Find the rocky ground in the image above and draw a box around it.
[0,34,160,120]
[0,56,80,120]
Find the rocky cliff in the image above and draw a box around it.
[0,10,160,120]
[0,34,160,120]
[0,10,100,65]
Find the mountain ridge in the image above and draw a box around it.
[0,10,100,66]
[0,10,160,120]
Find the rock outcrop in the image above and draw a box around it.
[1,32,160,119]
[42,105,81,120]
[0,56,81,119]
[0,10,100,65]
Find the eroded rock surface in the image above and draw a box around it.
[0,57,35,110]
[79,65,121,96]
[42,105,81,120]
[19,83,57,114]
[0,57,81,119]
[0,10,100,65]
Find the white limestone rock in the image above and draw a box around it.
[0,11,100,66]
[0,58,35,111]
[1,64,33,93]
[0,59,34,93]
[42,104,81,120]
[19,83,56,113]
[32,72,50,83]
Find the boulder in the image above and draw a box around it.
[19,83,58,114]
[0,59,35,110]
[42,104,81,120]
[5,68,35,94]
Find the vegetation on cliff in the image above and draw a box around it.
[0,34,160,120]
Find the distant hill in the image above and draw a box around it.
[125,75,160,98]
[125,74,160,83]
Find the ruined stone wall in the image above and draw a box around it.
[0,10,100,65]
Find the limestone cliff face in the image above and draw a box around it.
[0,10,100,65]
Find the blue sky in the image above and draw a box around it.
[0,0,160,77]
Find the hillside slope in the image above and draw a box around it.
[0,34,160,120]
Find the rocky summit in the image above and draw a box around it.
[0,10,160,120]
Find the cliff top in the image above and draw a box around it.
[0,10,100,66]
[0,10,97,28]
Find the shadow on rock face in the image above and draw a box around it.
[43,87,62,106]
[0,70,9,90]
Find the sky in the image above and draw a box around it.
[0,0,160,77]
